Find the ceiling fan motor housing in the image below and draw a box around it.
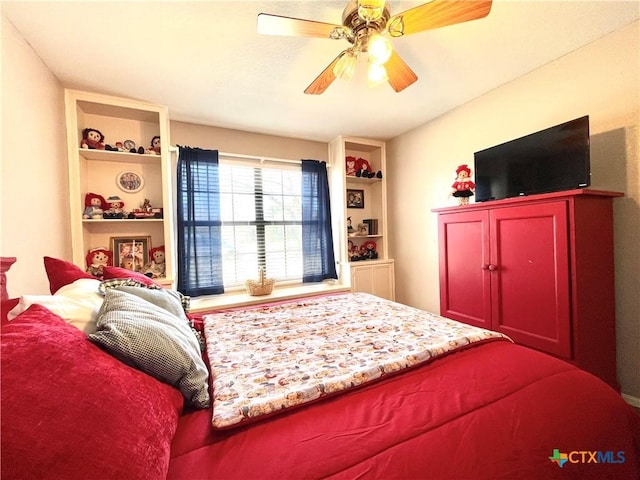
[342,0,391,46]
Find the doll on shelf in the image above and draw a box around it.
[150,136,161,155]
[361,240,378,260]
[144,245,166,278]
[104,195,126,219]
[450,164,476,205]
[83,192,107,219]
[85,247,112,278]
[80,128,106,150]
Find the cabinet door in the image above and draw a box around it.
[490,202,571,357]
[438,210,491,329]
[351,262,395,301]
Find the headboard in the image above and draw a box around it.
[1,257,17,301]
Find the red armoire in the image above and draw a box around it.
[433,189,622,390]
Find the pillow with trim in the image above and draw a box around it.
[89,288,210,408]
[99,278,190,314]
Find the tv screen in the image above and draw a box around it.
[474,116,590,202]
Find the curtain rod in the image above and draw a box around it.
[169,146,329,167]
[219,151,302,165]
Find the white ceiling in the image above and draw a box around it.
[3,1,639,143]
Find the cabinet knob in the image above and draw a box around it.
[481,264,490,270]
[488,264,497,271]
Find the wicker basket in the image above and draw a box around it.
[245,268,275,296]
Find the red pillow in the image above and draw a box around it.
[103,265,161,287]
[43,256,95,294]
[1,304,184,480]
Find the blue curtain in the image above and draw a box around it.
[302,160,338,282]
[176,147,224,296]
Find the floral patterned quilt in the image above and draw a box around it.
[203,292,510,429]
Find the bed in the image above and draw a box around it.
[2,257,639,480]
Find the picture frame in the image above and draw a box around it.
[110,236,151,272]
[357,223,369,236]
[116,170,144,193]
[346,189,364,209]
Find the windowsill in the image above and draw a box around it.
[189,281,350,313]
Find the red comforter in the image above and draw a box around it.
[168,340,640,480]
[2,300,638,480]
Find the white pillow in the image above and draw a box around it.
[8,279,103,333]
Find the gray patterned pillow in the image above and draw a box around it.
[89,288,210,408]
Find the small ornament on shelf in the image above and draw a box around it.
[129,198,163,219]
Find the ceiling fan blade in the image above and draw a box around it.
[257,13,348,39]
[304,52,346,95]
[387,0,492,37]
[385,50,418,92]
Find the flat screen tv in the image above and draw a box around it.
[474,116,590,202]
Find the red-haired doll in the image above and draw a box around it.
[85,247,112,278]
[450,164,475,205]
[83,192,108,219]
[144,245,166,278]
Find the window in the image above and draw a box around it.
[219,162,303,287]
[177,147,337,297]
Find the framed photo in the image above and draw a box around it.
[116,170,144,193]
[346,189,364,209]
[110,236,150,272]
[357,223,369,236]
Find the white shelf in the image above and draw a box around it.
[346,175,382,184]
[330,135,394,301]
[65,89,174,288]
[82,219,164,223]
[78,148,161,164]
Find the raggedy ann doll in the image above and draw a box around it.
[85,247,112,278]
[144,246,166,278]
[450,164,476,205]
[83,192,107,219]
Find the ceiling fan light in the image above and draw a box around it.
[368,33,392,65]
[333,51,357,80]
[357,0,385,23]
[367,62,388,86]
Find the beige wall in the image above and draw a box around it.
[170,121,328,162]
[387,21,640,400]
[1,14,69,296]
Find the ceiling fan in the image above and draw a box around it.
[257,0,493,94]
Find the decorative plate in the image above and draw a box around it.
[116,171,144,193]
